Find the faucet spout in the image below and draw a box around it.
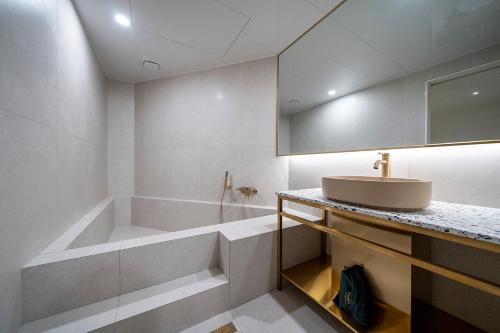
[373,152,391,178]
[373,159,387,169]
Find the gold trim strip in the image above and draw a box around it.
[279,211,500,297]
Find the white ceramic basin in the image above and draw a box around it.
[321,176,432,211]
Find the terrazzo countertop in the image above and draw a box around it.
[277,188,500,246]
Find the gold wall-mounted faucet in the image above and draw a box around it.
[373,152,391,178]
[238,186,258,197]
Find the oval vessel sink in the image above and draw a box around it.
[321,176,432,211]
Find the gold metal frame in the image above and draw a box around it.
[274,0,500,157]
[277,195,500,332]
[277,195,500,295]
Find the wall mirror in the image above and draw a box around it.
[277,0,500,156]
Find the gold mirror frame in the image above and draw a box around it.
[275,0,500,157]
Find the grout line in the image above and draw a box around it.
[223,17,251,58]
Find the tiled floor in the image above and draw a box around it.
[181,285,351,333]
[107,225,168,242]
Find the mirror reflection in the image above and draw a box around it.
[278,0,500,155]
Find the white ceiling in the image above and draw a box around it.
[73,0,341,83]
[280,0,500,114]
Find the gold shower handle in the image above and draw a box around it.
[237,186,258,197]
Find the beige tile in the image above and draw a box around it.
[408,143,500,208]
[134,79,166,149]
[164,149,201,200]
[108,149,134,196]
[242,57,277,147]
[114,196,132,227]
[18,297,118,333]
[200,147,242,203]
[107,79,135,150]
[21,251,120,322]
[69,201,114,249]
[219,234,230,278]
[119,232,219,293]
[58,133,94,227]
[242,146,288,206]
[229,232,276,308]
[201,63,243,148]
[231,287,350,333]
[0,110,59,260]
[0,0,58,128]
[164,73,202,149]
[115,284,228,333]
[135,149,166,197]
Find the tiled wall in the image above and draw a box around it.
[107,80,135,225]
[0,0,107,331]
[134,57,288,206]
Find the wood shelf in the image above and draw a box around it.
[281,256,410,333]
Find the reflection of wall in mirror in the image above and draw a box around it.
[430,104,500,143]
[283,45,500,155]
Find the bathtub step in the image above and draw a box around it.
[19,268,229,333]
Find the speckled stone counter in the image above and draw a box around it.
[277,188,500,246]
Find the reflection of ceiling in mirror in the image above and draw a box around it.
[279,0,500,115]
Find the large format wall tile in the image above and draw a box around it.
[134,57,286,207]
[0,0,108,331]
[164,73,202,149]
[107,80,135,151]
[242,146,288,206]
[21,250,120,323]
[200,147,242,203]
[242,58,277,147]
[0,109,59,332]
[408,143,500,208]
[164,149,201,200]
[135,80,166,150]
[108,149,134,196]
[201,63,243,148]
[0,0,58,129]
[119,232,219,293]
[135,149,166,197]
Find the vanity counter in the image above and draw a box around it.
[277,188,500,246]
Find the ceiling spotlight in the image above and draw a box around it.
[115,14,130,27]
[472,91,479,95]
[328,90,336,96]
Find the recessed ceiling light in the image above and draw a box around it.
[115,14,130,27]
[216,94,223,100]
[472,91,479,95]
[328,90,336,96]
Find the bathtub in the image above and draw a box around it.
[43,196,276,252]
[132,196,276,231]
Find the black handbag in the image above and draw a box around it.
[333,264,371,327]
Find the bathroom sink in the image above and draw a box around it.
[321,176,432,211]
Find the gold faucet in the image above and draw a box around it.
[373,152,391,178]
[237,186,258,197]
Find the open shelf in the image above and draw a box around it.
[281,256,410,333]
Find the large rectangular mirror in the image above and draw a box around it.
[278,0,500,156]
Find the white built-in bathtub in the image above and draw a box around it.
[132,196,275,232]
[43,196,276,253]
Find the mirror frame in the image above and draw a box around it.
[275,0,500,157]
